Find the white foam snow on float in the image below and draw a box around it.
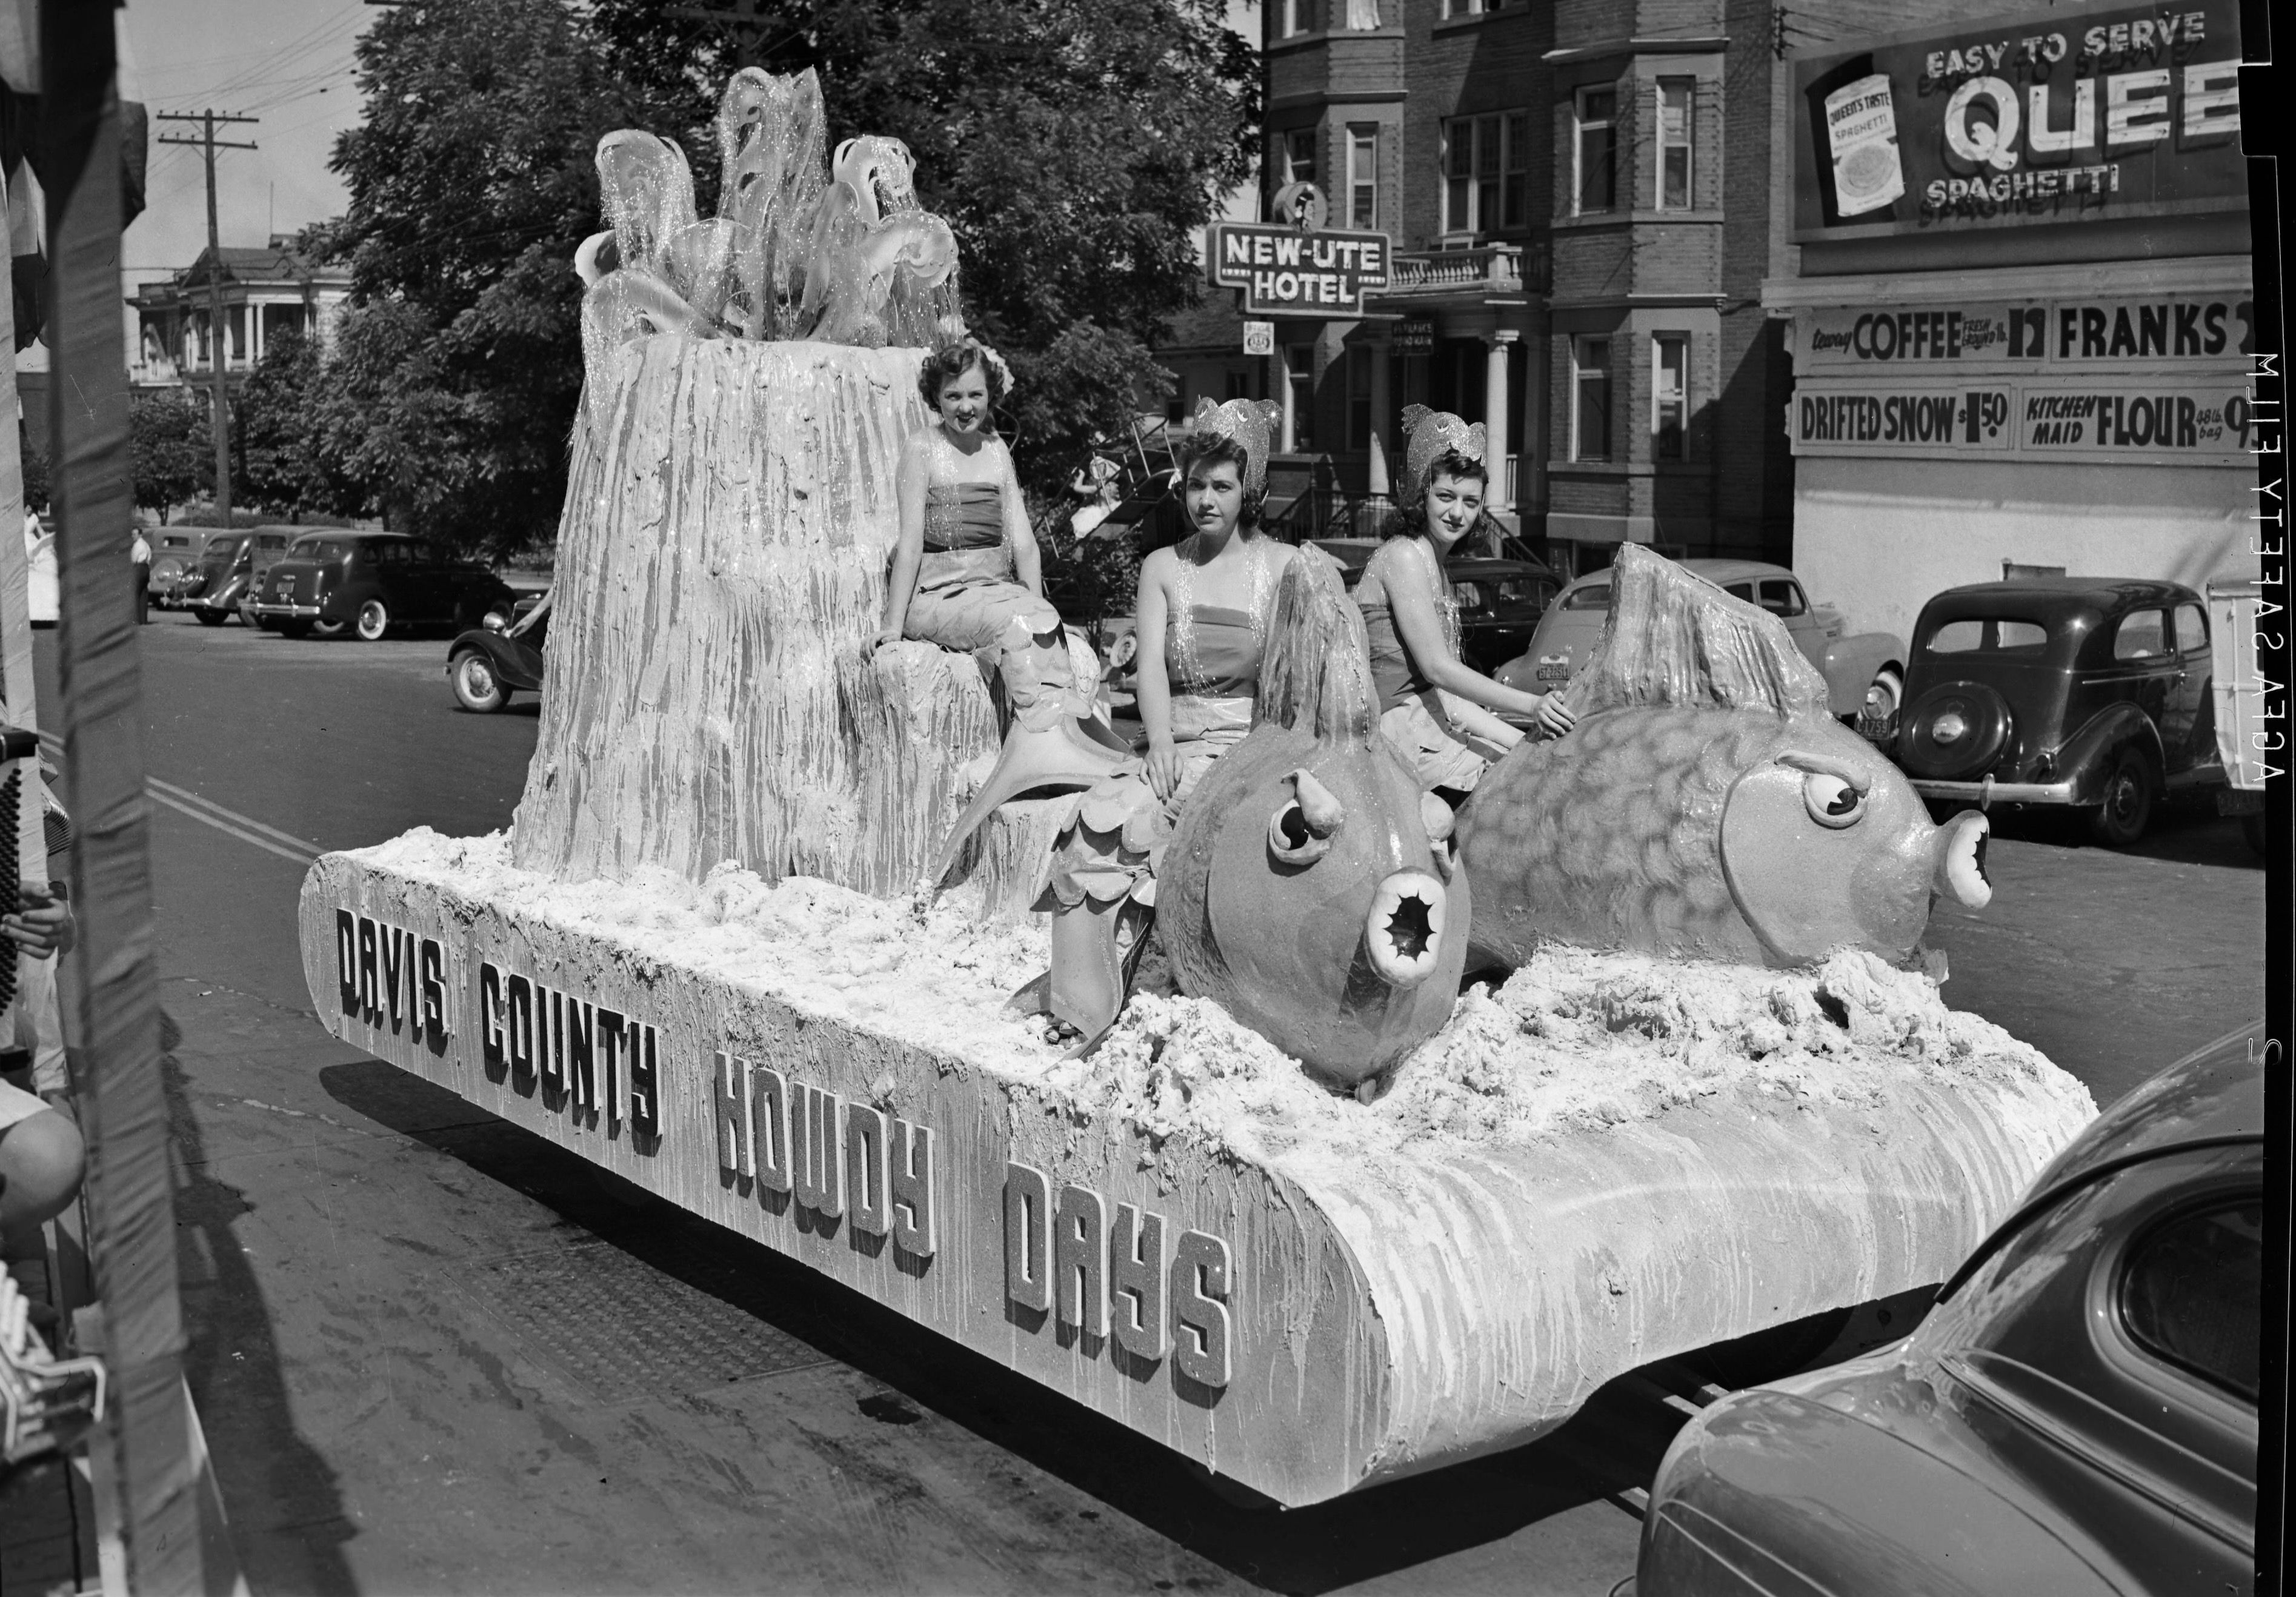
[298,68,2098,1509]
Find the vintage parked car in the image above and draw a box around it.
[1308,534,1563,674]
[1892,578,2223,846]
[1634,1023,2261,1596]
[146,526,220,605]
[447,593,549,712]
[245,532,521,641]
[184,529,291,625]
[1495,559,1908,738]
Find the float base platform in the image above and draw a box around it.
[299,833,2095,1509]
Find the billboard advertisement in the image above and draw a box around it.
[1789,0,2244,242]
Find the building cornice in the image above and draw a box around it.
[1543,35,1728,64]
[1759,254,2254,310]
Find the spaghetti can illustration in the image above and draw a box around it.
[1824,73,1905,217]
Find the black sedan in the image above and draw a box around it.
[1891,577,2224,846]
[245,533,520,641]
[1635,1024,2261,1596]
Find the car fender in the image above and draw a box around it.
[1640,1389,2140,1596]
[448,629,544,691]
[1818,632,1905,719]
[2054,703,2165,804]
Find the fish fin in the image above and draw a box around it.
[1562,545,1831,720]
[1254,551,1379,745]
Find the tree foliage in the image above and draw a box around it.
[234,327,363,519]
[128,392,210,523]
[315,0,1256,552]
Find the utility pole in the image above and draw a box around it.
[156,110,258,525]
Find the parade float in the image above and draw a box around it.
[298,70,2097,1509]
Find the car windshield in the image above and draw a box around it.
[2120,1200,2260,1401]
[1563,582,1611,611]
[1923,617,2051,655]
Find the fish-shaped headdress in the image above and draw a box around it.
[1189,396,1283,493]
[1401,405,1487,505]
[1559,545,1832,722]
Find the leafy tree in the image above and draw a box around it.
[128,392,210,523]
[235,326,362,519]
[316,0,690,554]
[592,0,1260,498]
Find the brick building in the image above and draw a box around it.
[1206,0,2025,576]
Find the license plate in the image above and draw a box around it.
[1536,665,1571,684]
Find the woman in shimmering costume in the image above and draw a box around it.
[1025,397,1293,1045]
[870,337,1125,884]
[1356,405,1574,797]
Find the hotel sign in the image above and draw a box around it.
[1789,0,2245,241]
[1210,222,1392,317]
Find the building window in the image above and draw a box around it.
[1572,337,1611,462]
[1285,345,1316,453]
[1441,112,1530,236]
[1282,128,1317,190]
[1346,345,1373,450]
[1225,370,1251,402]
[1657,79,1694,210]
[1347,125,1378,229]
[1575,87,1617,214]
[1652,334,1688,460]
[1440,0,1518,15]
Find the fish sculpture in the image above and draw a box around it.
[1456,545,1992,971]
[1161,554,1467,1095]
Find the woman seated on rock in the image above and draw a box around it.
[1355,405,1574,798]
[870,336,1128,886]
[1025,397,1294,1046]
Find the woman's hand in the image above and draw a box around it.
[4,887,73,958]
[1145,737,1183,802]
[862,627,904,661]
[1533,694,1577,740]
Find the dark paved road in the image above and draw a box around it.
[28,610,2269,1596]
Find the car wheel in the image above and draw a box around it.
[193,609,227,628]
[1858,667,1904,739]
[276,619,314,640]
[354,599,391,642]
[2088,748,2155,847]
[451,651,508,713]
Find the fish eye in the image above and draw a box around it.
[1268,800,1332,865]
[1802,771,1866,829]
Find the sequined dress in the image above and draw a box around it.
[1045,537,1276,911]
[902,428,1057,655]
[1355,537,1509,792]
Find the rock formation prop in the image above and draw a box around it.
[1162,556,1466,1092]
[1458,545,1994,971]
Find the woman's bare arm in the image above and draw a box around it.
[1384,540,1553,721]
[870,437,931,652]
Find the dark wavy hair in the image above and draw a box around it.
[1384,447,1494,545]
[917,336,1007,412]
[1176,433,1266,531]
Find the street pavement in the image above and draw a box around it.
[25,611,2269,1596]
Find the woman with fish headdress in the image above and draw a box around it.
[1354,406,1575,797]
[875,336,1130,884]
[1020,396,1294,1046]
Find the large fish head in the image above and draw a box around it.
[1165,724,1467,1088]
[1720,716,1993,966]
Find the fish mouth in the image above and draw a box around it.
[1366,869,1448,988]
[1935,809,1992,909]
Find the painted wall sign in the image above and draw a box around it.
[1790,0,2244,242]
[1209,222,1392,317]
[1392,317,1434,356]
[1800,293,2256,368]
[1791,374,2257,463]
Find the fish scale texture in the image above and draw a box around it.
[1466,709,1783,968]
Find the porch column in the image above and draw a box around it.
[1366,336,1392,499]
[1521,318,1547,513]
[1483,329,1517,513]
